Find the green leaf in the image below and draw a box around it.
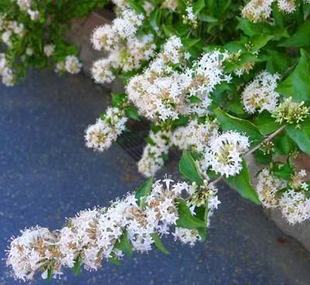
[226,160,260,205]
[176,200,206,229]
[151,233,169,255]
[253,111,280,135]
[272,163,294,180]
[108,252,121,265]
[112,93,127,108]
[179,151,204,185]
[277,49,310,102]
[73,255,82,275]
[273,134,296,155]
[286,120,310,155]
[125,106,140,121]
[135,177,153,206]
[193,0,205,14]
[114,232,133,256]
[214,108,263,144]
[280,22,310,48]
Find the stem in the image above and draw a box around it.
[209,125,286,186]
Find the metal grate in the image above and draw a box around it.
[117,120,149,161]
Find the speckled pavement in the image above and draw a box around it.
[0,71,309,285]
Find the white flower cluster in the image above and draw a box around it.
[85,107,127,152]
[0,53,14,86]
[0,18,24,47]
[7,179,217,281]
[55,55,82,74]
[183,6,198,28]
[162,0,178,11]
[43,44,55,57]
[16,0,40,20]
[127,36,231,121]
[202,131,250,177]
[256,168,310,224]
[242,71,280,114]
[138,130,171,177]
[91,6,155,84]
[242,0,310,22]
[171,119,218,153]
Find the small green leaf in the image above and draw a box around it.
[277,49,310,102]
[114,232,133,256]
[253,111,280,135]
[272,163,294,180]
[112,93,127,108]
[214,108,263,144]
[73,255,82,275]
[109,253,121,265]
[125,106,140,121]
[286,120,310,155]
[279,22,310,48]
[179,151,204,185]
[176,199,206,229]
[226,160,260,205]
[135,177,154,206]
[151,233,169,255]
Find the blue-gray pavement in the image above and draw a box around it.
[0,70,309,285]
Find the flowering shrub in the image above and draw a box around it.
[6,0,310,282]
[0,0,108,86]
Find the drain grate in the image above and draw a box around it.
[117,120,149,161]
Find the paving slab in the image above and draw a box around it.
[0,70,309,285]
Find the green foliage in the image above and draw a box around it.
[151,233,170,255]
[226,160,260,205]
[135,177,154,207]
[286,120,310,155]
[176,199,205,229]
[179,151,204,185]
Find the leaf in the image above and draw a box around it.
[112,93,127,108]
[280,22,310,48]
[176,199,206,229]
[253,111,280,135]
[108,253,121,265]
[135,177,153,206]
[214,108,263,144]
[277,49,310,102]
[73,255,82,275]
[179,151,204,185]
[272,163,294,180]
[125,106,140,121]
[151,233,169,255]
[226,160,260,205]
[193,0,206,14]
[286,120,310,155]
[114,232,133,256]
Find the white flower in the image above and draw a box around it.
[138,130,171,177]
[64,55,82,74]
[28,9,40,21]
[16,0,32,11]
[2,30,12,46]
[256,168,286,208]
[26,47,33,56]
[2,67,15,86]
[171,119,218,153]
[162,0,178,11]
[44,44,55,57]
[6,227,60,281]
[85,107,127,152]
[91,58,115,84]
[242,71,280,114]
[91,24,119,52]
[277,0,296,13]
[173,228,201,246]
[279,189,310,224]
[203,131,250,177]
[7,179,209,281]
[112,9,144,39]
[242,0,273,22]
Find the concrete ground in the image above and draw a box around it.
[0,70,309,285]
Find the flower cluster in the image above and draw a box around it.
[55,55,82,75]
[16,0,40,21]
[0,17,25,47]
[242,71,280,114]
[91,4,156,85]
[242,0,310,22]
[138,130,171,177]
[202,131,250,177]
[171,119,218,153]
[272,97,309,127]
[127,36,230,121]
[7,179,219,281]
[85,107,127,152]
[183,6,198,28]
[0,53,14,86]
[256,168,310,224]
